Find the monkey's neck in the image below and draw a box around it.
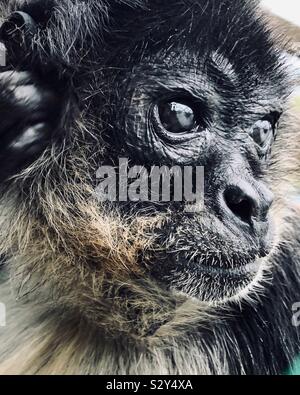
[0,277,221,375]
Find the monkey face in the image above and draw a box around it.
[95,6,289,302]
[0,0,291,307]
[117,53,283,302]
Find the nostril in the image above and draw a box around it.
[223,186,256,225]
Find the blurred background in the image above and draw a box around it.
[262,0,300,27]
[262,0,300,199]
[262,0,300,104]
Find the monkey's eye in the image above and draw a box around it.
[158,100,198,133]
[251,120,273,147]
[251,112,281,148]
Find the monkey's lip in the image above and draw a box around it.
[195,258,262,279]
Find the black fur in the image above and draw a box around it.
[0,0,299,375]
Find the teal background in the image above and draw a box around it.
[287,357,300,375]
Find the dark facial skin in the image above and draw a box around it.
[120,52,281,301]
[0,0,290,302]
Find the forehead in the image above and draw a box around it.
[128,48,288,115]
[110,1,272,57]
[108,0,288,91]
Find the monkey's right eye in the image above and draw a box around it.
[157,100,199,134]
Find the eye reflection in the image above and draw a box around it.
[158,101,196,133]
[251,119,273,147]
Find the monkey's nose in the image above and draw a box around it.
[221,182,273,227]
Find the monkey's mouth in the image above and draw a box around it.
[171,247,264,281]
[150,241,269,302]
[154,252,267,302]
[192,257,263,279]
[148,211,274,301]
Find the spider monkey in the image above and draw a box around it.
[0,0,299,375]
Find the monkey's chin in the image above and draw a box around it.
[164,256,268,304]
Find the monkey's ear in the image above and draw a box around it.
[0,0,148,74]
[0,1,54,70]
[0,11,37,45]
[8,0,54,24]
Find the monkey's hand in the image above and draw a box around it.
[0,71,60,182]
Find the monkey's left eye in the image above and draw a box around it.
[251,120,273,147]
[157,100,198,133]
[251,112,281,148]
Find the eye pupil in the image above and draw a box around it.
[252,120,273,146]
[158,101,196,133]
